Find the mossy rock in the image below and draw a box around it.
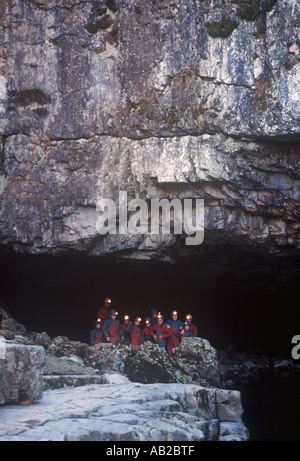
[238,0,277,21]
[205,15,239,39]
[84,15,112,34]
[238,0,260,21]
[46,336,89,359]
[105,0,117,13]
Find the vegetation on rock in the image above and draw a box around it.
[237,0,277,21]
[84,15,112,34]
[205,14,239,38]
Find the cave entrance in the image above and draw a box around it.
[0,248,299,356]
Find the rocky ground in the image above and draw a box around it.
[0,377,248,441]
[1,303,299,441]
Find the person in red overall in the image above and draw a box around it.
[90,320,103,346]
[185,314,198,337]
[97,297,112,323]
[128,317,143,346]
[165,310,184,354]
[103,309,123,343]
[150,314,171,350]
[142,317,153,343]
[122,315,132,340]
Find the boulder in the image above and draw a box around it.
[46,336,90,359]
[123,342,192,384]
[0,339,46,405]
[170,337,222,387]
[0,302,27,336]
[44,354,96,376]
[84,341,133,375]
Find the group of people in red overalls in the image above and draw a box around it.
[90,298,198,355]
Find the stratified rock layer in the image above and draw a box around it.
[0,381,249,441]
[0,0,299,263]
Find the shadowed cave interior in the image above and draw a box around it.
[0,244,299,358]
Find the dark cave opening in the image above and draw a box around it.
[0,248,299,357]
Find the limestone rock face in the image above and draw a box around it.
[0,340,46,404]
[0,0,299,140]
[0,0,299,265]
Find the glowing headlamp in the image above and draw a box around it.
[97,318,101,323]
[124,315,129,320]
[186,314,192,320]
[172,311,178,316]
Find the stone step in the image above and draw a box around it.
[43,372,131,390]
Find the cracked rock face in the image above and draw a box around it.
[0,0,299,270]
